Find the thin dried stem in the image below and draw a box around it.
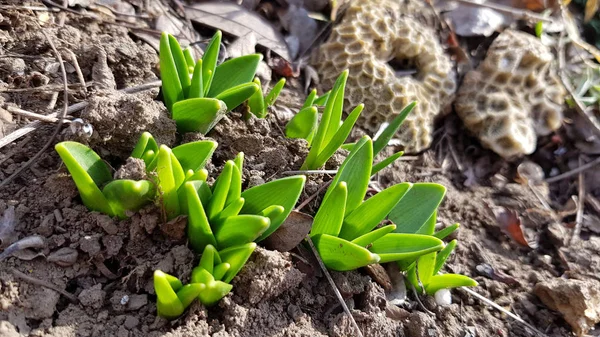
[7,106,71,124]
[0,27,69,188]
[545,156,600,183]
[11,268,78,303]
[306,236,364,337]
[295,181,331,212]
[569,156,586,245]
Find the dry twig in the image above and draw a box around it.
[11,268,78,303]
[0,27,69,188]
[545,155,600,183]
[306,236,364,337]
[569,156,586,245]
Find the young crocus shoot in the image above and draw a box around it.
[55,142,155,219]
[342,101,417,175]
[405,239,478,295]
[131,132,217,220]
[286,71,365,170]
[190,243,256,306]
[160,32,262,133]
[182,152,306,253]
[309,135,444,271]
[247,77,286,118]
[154,270,204,319]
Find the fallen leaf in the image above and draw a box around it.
[443,2,511,37]
[185,2,291,61]
[585,0,600,23]
[261,211,313,252]
[494,207,539,248]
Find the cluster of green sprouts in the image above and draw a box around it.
[57,35,478,318]
[160,32,284,134]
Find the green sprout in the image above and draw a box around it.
[309,135,444,271]
[154,270,204,319]
[160,32,262,133]
[131,132,217,220]
[247,77,286,118]
[388,183,477,294]
[190,243,256,306]
[285,70,364,170]
[182,152,306,253]
[55,142,156,219]
[406,239,478,295]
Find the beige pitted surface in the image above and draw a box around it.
[455,30,565,158]
[314,0,456,153]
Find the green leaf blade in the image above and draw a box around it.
[372,101,416,156]
[219,242,256,283]
[214,214,270,249]
[172,98,227,134]
[350,224,397,248]
[172,140,217,173]
[369,233,444,264]
[285,106,318,141]
[208,54,262,97]
[185,181,217,253]
[310,182,347,237]
[168,34,191,98]
[265,78,286,107]
[389,183,446,234]
[159,33,184,111]
[215,82,260,112]
[312,234,380,271]
[425,274,478,295]
[102,179,155,219]
[202,31,222,95]
[189,59,204,99]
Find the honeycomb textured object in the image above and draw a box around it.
[314,0,456,153]
[455,30,565,158]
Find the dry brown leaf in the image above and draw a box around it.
[261,211,312,252]
[495,207,539,248]
[585,0,600,22]
[185,2,291,61]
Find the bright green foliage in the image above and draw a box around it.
[285,71,364,170]
[131,132,217,220]
[55,142,156,219]
[153,270,204,319]
[309,136,444,271]
[182,152,306,253]
[190,243,256,306]
[159,32,262,134]
[247,77,286,118]
[406,240,478,295]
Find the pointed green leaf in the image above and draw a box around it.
[154,270,202,319]
[155,146,183,219]
[208,54,262,97]
[179,179,212,214]
[265,78,285,107]
[240,175,306,241]
[168,34,191,98]
[310,181,347,237]
[213,262,230,281]
[225,164,242,207]
[176,283,204,309]
[303,71,347,169]
[172,98,227,134]
[373,101,416,156]
[159,33,184,111]
[389,183,446,234]
[313,91,330,106]
[406,264,420,291]
[322,71,347,147]
[191,268,233,307]
[369,233,444,264]
[185,168,208,183]
[215,82,260,111]
[433,223,460,240]
[214,215,270,249]
[248,77,266,118]
[351,224,397,248]
[219,242,256,283]
[372,151,404,175]
[323,136,372,215]
[339,182,412,240]
[172,140,217,173]
[215,197,245,224]
[131,132,158,163]
[185,182,217,252]
[258,205,284,224]
[425,274,478,295]
[434,240,457,275]
[102,179,155,218]
[312,234,380,271]
[199,244,221,274]
[285,106,318,141]
[302,89,318,109]
[233,152,244,173]
[202,31,222,95]
[312,103,364,169]
[208,161,234,221]
[55,142,113,216]
[417,252,436,287]
[189,59,204,99]
[183,47,195,73]
[417,210,437,236]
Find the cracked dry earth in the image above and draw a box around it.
[0,4,599,337]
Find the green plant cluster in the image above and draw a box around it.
[160,32,284,134]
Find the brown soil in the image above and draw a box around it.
[0,4,599,337]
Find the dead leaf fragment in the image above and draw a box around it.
[186,2,291,61]
[585,0,600,23]
[494,207,539,248]
[262,211,312,252]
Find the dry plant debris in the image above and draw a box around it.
[314,0,456,153]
